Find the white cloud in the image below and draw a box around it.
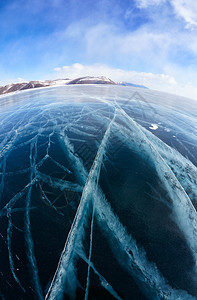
[64,21,178,72]
[136,0,165,9]
[53,63,197,100]
[84,23,172,59]
[0,77,28,86]
[62,19,197,73]
[136,0,197,28]
[171,1,197,28]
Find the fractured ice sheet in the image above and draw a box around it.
[0,85,197,300]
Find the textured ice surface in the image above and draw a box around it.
[0,85,197,300]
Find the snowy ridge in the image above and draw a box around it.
[0,77,116,96]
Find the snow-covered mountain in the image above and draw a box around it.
[0,76,116,95]
[0,76,149,96]
[68,76,116,85]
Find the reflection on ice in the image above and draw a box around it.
[0,86,197,299]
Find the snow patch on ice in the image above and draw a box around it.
[149,124,158,130]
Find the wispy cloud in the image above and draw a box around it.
[53,63,197,100]
[61,16,197,75]
[53,63,176,86]
[136,0,165,9]
[136,0,197,28]
[171,1,197,28]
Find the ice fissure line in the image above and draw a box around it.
[24,140,44,300]
[7,214,26,292]
[116,107,197,271]
[77,250,122,300]
[45,111,116,300]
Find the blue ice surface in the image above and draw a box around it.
[0,85,197,300]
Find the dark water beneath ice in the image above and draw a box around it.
[0,85,197,299]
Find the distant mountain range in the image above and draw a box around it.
[118,81,148,89]
[0,76,147,95]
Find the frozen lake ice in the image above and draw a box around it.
[0,85,197,299]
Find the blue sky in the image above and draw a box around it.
[1,0,197,98]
